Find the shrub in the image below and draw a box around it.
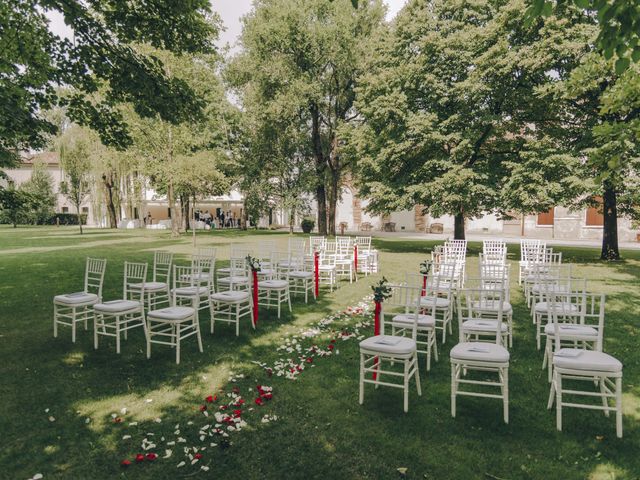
[48,213,88,225]
[301,217,315,233]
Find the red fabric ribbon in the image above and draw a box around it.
[314,251,319,298]
[422,275,427,296]
[373,300,382,380]
[354,244,358,271]
[252,270,258,327]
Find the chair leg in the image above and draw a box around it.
[71,309,77,343]
[93,315,99,350]
[115,317,121,354]
[555,372,563,431]
[196,318,203,353]
[600,376,609,417]
[359,352,365,405]
[616,377,623,438]
[451,363,457,418]
[146,320,152,359]
[503,367,509,424]
[414,353,422,396]
[175,325,181,365]
[53,304,58,338]
[403,359,409,413]
[235,304,240,337]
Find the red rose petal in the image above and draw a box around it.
[255,398,264,406]
[199,405,207,412]
[121,459,132,467]
[205,395,214,403]
[145,453,157,461]
[135,453,145,463]
[194,453,203,460]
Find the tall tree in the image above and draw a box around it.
[539,52,640,259]
[59,126,92,233]
[20,159,56,224]
[0,0,216,164]
[228,0,385,235]
[348,0,595,239]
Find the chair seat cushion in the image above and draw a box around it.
[392,313,436,328]
[544,323,598,339]
[259,279,288,289]
[172,286,209,297]
[54,292,98,305]
[531,284,570,295]
[94,299,141,313]
[257,269,275,277]
[216,267,231,275]
[130,281,167,291]
[218,276,249,284]
[211,291,251,303]
[534,302,579,314]
[359,335,416,355]
[450,342,510,363]
[148,306,195,321]
[318,265,335,271]
[471,300,513,314]
[462,319,509,332]
[180,273,211,283]
[419,296,450,308]
[553,349,622,372]
[288,270,313,279]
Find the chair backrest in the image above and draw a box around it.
[479,262,511,293]
[153,250,173,284]
[457,287,505,345]
[196,247,217,259]
[549,290,604,351]
[582,292,606,351]
[173,264,198,290]
[229,257,248,277]
[124,262,148,302]
[321,241,337,265]
[355,236,372,250]
[229,244,250,260]
[288,237,306,255]
[85,257,107,299]
[432,260,457,296]
[381,284,422,339]
[521,239,546,263]
[480,239,507,263]
[309,236,326,253]
[191,254,215,283]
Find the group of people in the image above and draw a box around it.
[195,209,240,229]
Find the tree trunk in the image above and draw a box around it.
[168,181,179,238]
[76,202,83,235]
[102,173,118,228]
[601,183,620,260]
[327,170,339,236]
[454,211,465,240]
[181,195,190,232]
[310,103,328,236]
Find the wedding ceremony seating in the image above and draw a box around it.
[93,262,148,354]
[359,284,422,412]
[53,257,107,342]
[130,250,173,310]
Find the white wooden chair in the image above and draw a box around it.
[146,304,203,364]
[389,282,438,372]
[188,253,216,294]
[482,240,507,264]
[287,252,315,303]
[318,240,337,291]
[172,264,210,318]
[412,261,456,343]
[542,291,604,381]
[475,262,513,346]
[53,257,107,342]
[94,261,148,354]
[355,236,374,275]
[451,287,510,423]
[335,236,356,283]
[546,293,623,438]
[257,261,292,319]
[519,239,546,284]
[457,285,509,347]
[359,284,421,412]
[216,244,249,282]
[209,286,253,336]
[131,250,173,311]
[217,258,250,292]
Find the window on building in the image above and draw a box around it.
[82,207,89,214]
[586,198,604,227]
[62,207,69,213]
[537,208,554,226]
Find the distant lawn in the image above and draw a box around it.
[0,227,638,479]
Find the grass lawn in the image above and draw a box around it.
[1,226,639,480]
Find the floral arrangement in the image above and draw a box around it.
[371,276,392,303]
[245,254,261,272]
[420,259,433,275]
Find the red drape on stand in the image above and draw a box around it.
[314,251,319,298]
[252,270,259,327]
[373,300,381,380]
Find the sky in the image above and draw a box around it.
[46,0,409,50]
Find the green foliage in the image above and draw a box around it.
[0,187,36,227]
[301,217,315,233]
[228,0,385,234]
[371,276,391,303]
[350,0,577,228]
[525,0,640,71]
[0,0,218,163]
[20,160,56,224]
[58,127,93,233]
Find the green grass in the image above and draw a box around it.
[0,226,639,479]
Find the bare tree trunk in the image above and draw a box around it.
[601,183,620,260]
[327,170,339,236]
[102,173,118,228]
[454,211,465,240]
[168,181,179,238]
[76,199,83,235]
[311,103,328,236]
